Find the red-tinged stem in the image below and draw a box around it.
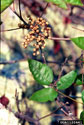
[55,89,84,105]
[48,37,70,41]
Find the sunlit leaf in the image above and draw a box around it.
[1,0,14,13]
[30,88,58,102]
[45,0,67,9]
[82,90,84,104]
[80,111,84,124]
[28,59,54,85]
[71,37,84,50]
[57,70,77,90]
[45,0,83,9]
[65,0,83,6]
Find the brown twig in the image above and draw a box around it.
[48,37,70,41]
[40,3,49,17]
[72,26,84,32]
[15,89,21,112]
[37,103,65,121]
[0,28,21,32]
[55,89,84,105]
[15,112,38,124]
[55,58,68,84]
[41,53,46,64]
[0,58,81,65]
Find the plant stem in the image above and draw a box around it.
[48,37,70,41]
[55,89,84,105]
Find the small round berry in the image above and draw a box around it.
[24,45,27,48]
[27,39,30,42]
[27,34,30,38]
[41,45,45,49]
[32,36,35,39]
[45,33,48,37]
[25,41,28,45]
[33,48,36,52]
[41,37,44,41]
[37,51,40,55]
[39,17,43,20]
[22,42,25,45]
[33,43,36,47]
[41,29,44,32]
[36,45,39,49]
[31,20,35,24]
[46,22,49,25]
[33,53,36,56]
[25,36,28,40]
[39,22,42,25]
[30,31,34,34]
[30,25,33,29]
[36,30,39,33]
[38,42,42,46]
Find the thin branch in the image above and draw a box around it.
[7,105,38,124]
[57,58,68,81]
[40,3,49,17]
[37,103,65,121]
[40,48,46,64]
[9,7,29,27]
[72,26,84,32]
[19,0,22,17]
[56,89,84,105]
[60,108,75,120]
[15,112,38,124]
[0,28,21,32]
[13,1,15,12]
[41,53,46,63]
[15,89,21,112]
[0,58,81,65]
[48,37,70,41]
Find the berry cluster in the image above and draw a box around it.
[21,16,51,55]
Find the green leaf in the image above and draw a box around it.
[71,37,84,50]
[82,90,84,104]
[65,0,83,6]
[45,0,83,9]
[28,59,54,85]
[80,110,84,124]
[1,0,14,13]
[75,74,84,85]
[29,88,58,102]
[57,70,77,90]
[45,0,67,9]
